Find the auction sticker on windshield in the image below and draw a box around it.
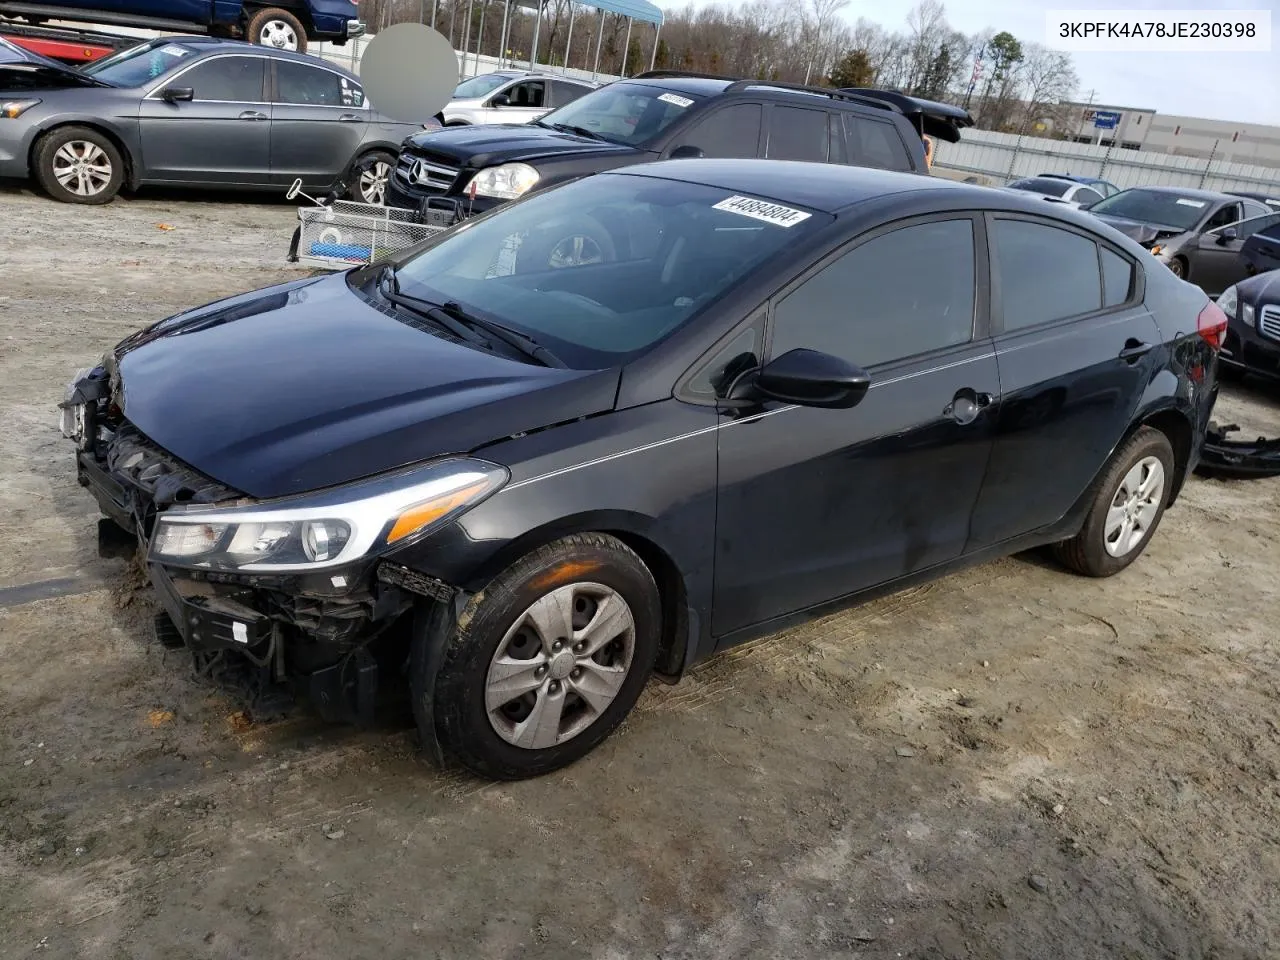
[657,93,694,108]
[712,195,812,227]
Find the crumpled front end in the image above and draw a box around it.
[59,365,433,724]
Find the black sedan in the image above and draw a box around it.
[0,35,425,204]
[59,160,1223,779]
[1218,270,1280,380]
[1086,186,1272,261]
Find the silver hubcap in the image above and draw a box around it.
[259,20,298,49]
[1104,455,1165,557]
[485,582,635,750]
[359,161,390,205]
[548,234,604,269]
[52,141,112,196]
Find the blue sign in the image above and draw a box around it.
[1093,110,1121,129]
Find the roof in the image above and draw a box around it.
[582,0,663,24]
[619,76,733,97]
[1119,185,1237,201]
[121,35,360,75]
[608,158,966,213]
[1041,173,1114,184]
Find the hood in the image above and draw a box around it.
[1091,214,1184,247]
[110,274,620,499]
[401,122,640,167]
[0,40,109,91]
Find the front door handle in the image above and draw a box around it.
[1119,339,1153,363]
[338,113,364,122]
[238,110,268,121]
[943,389,993,425]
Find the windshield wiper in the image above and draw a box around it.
[375,266,563,367]
[544,121,611,142]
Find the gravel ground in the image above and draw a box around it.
[2,181,1279,960]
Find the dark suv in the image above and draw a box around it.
[386,71,972,219]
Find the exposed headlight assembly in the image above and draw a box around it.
[1,98,40,119]
[149,458,507,572]
[467,162,539,200]
[1217,284,1238,319]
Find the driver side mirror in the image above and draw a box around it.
[669,144,704,159]
[1218,226,1238,243]
[489,93,510,107]
[161,86,194,104]
[738,348,871,409]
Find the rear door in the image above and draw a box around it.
[763,103,830,162]
[1192,214,1280,294]
[269,58,369,187]
[136,53,270,184]
[550,79,592,108]
[967,214,1161,550]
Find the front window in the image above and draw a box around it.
[388,175,831,369]
[454,73,515,99]
[1088,189,1213,231]
[536,81,708,145]
[82,40,197,86]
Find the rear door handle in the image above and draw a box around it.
[1119,339,1153,363]
[238,110,268,121]
[338,113,364,122]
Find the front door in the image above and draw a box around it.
[269,59,369,186]
[486,79,548,124]
[713,215,998,637]
[968,214,1162,549]
[137,54,270,184]
[1194,214,1280,294]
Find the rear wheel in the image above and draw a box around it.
[1167,256,1188,279]
[33,126,124,205]
[421,534,661,779]
[1054,426,1175,577]
[246,7,307,52]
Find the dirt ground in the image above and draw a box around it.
[2,181,1279,960]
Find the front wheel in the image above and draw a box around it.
[246,7,307,52]
[420,534,661,779]
[33,126,124,204]
[1167,256,1187,279]
[1053,426,1175,577]
[347,150,395,205]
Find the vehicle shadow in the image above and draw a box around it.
[0,178,301,207]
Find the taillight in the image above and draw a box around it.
[1197,300,1228,350]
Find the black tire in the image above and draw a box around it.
[246,7,307,53]
[519,214,618,271]
[346,150,396,205]
[1168,256,1188,279]
[33,126,124,205]
[1053,426,1176,577]
[421,533,661,779]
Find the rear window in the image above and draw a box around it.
[844,115,912,172]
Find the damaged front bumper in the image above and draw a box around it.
[1197,422,1280,480]
[60,371,461,725]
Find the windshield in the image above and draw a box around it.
[454,73,516,99]
[390,175,830,369]
[536,81,705,145]
[1088,189,1213,231]
[82,40,197,87]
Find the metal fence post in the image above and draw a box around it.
[591,12,604,80]
[1199,139,1219,188]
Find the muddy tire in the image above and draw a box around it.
[246,7,307,53]
[1054,426,1175,577]
[421,534,661,780]
[33,126,124,205]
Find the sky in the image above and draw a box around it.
[674,0,1280,126]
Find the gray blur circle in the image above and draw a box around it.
[360,23,458,123]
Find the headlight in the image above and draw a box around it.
[467,162,539,200]
[149,458,507,572]
[1150,244,1164,257]
[1,99,41,119]
[1218,284,1238,319]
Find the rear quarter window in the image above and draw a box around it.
[844,114,913,172]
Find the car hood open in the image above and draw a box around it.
[0,40,110,90]
[109,274,619,499]
[400,122,641,167]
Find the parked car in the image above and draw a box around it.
[60,160,1222,779]
[1085,186,1272,256]
[386,71,972,218]
[1039,173,1121,198]
[1004,175,1105,208]
[0,0,362,52]
[443,70,596,126]
[1218,270,1280,379]
[1242,222,1280,277]
[0,35,425,204]
[1142,212,1280,296]
[1227,190,1280,211]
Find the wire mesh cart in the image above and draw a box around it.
[290,200,445,270]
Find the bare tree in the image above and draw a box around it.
[1016,42,1078,133]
